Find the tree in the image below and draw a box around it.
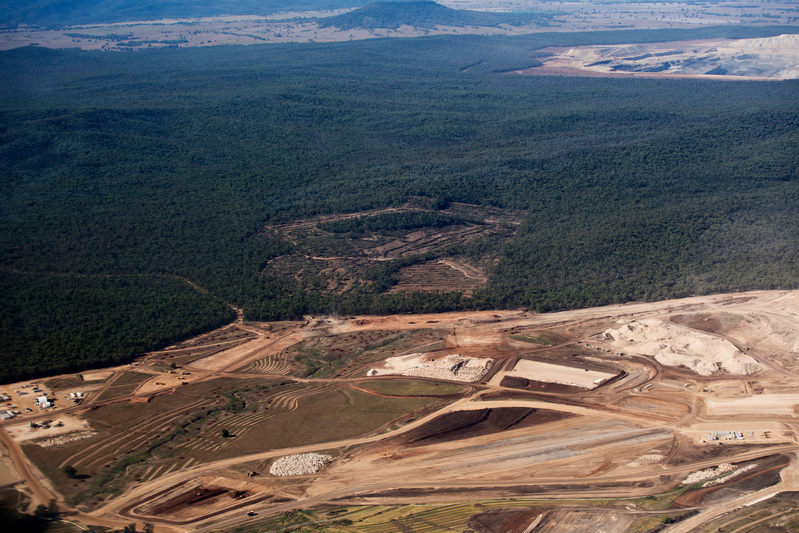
[221,429,230,438]
[62,465,77,479]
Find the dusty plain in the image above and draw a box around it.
[1,289,798,532]
[2,0,799,82]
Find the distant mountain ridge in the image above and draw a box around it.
[0,0,368,28]
[1,0,555,31]
[317,1,555,30]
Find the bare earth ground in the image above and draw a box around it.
[5,414,91,443]
[1,289,798,532]
[524,34,799,80]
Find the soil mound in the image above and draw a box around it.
[400,407,567,446]
[605,318,762,375]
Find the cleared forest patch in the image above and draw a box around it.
[285,329,447,378]
[529,34,799,80]
[144,325,258,368]
[390,260,486,296]
[262,202,521,296]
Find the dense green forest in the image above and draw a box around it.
[2,26,798,380]
[0,273,234,382]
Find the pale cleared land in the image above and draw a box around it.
[2,0,798,85]
[501,358,617,389]
[529,33,799,80]
[5,414,91,443]
[706,394,799,417]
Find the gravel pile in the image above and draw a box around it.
[401,355,492,382]
[682,463,736,485]
[269,453,332,476]
[36,431,95,448]
[703,463,757,487]
[605,319,763,376]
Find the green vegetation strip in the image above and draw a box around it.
[356,379,469,396]
[510,332,561,345]
[221,495,695,533]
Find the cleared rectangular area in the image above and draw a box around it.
[506,359,617,389]
[705,394,799,416]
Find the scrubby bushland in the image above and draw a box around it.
[1,26,798,377]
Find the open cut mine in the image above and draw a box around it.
[3,290,799,532]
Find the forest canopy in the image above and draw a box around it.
[1,26,798,380]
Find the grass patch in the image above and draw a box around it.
[108,371,152,386]
[222,509,318,533]
[21,378,438,508]
[509,331,564,345]
[92,371,152,401]
[696,491,799,533]
[627,511,696,533]
[290,329,447,379]
[224,387,438,452]
[356,379,469,397]
[22,440,95,504]
[25,377,267,506]
[220,499,626,533]
[628,485,690,511]
[44,375,104,391]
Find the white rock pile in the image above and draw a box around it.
[269,453,332,476]
[369,353,492,382]
[36,431,95,448]
[703,463,757,487]
[604,319,763,376]
[682,463,736,485]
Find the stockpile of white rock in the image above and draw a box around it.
[604,319,763,376]
[703,463,757,487]
[682,463,736,485]
[369,353,492,382]
[36,431,95,448]
[269,453,332,476]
